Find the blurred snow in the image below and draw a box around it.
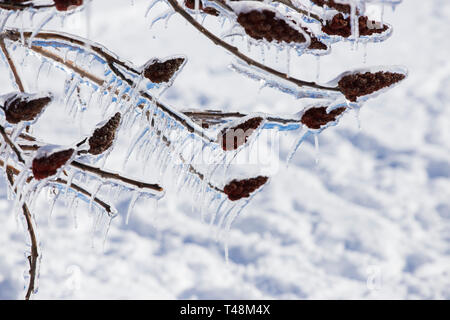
[1,0,450,299]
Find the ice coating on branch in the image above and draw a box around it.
[328,65,407,102]
[230,59,342,100]
[32,146,74,180]
[1,92,52,124]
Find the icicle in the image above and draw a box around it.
[286,47,291,77]
[286,129,311,165]
[88,182,103,213]
[316,56,321,82]
[28,12,57,48]
[125,191,139,225]
[314,133,320,165]
[145,0,162,18]
[362,42,368,64]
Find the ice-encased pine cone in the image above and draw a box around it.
[32,149,74,180]
[301,107,346,129]
[53,0,83,11]
[143,58,185,83]
[88,112,121,155]
[221,117,263,151]
[224,176,269,201]
[338,71,406,102]
[184,0,219,16]
[3,93,51,124]
[322,13,388,38]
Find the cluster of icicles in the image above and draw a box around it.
[0,0,407,298]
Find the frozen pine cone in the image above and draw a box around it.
[184,0,219,16]
[3,93,51,124]
[143,58,185,83]
[221,117,263,151]
[338,71,406,102]
[237,10,307,43]
[53,0,83,11]
[301,106,346,129]
[310,0,352,14]
[322,13,388,38]
[32,148,74,180]
[224,176,268,201]
[88,112,121,155]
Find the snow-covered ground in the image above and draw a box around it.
[1,0,449,299]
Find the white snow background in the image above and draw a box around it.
[0,0,449,299]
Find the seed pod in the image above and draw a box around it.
[310,0,353,14]
[301,106,346,129]
[224,176,269,201]
[338,71,406,102]
[88,112,121,155]
[322,13,388,38]
[184,0,219,16]
[143,57,186,84]
[3,92,52,124]
[237,10,307,44]
[32,147,74,180]
[221,117,263,151]
[53,0,83,11]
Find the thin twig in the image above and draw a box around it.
[52,178,115,215]
[167,0,339,92]
[0,125,25,164]
[0,37,25,92]
[0,2,54,10]
[5,168,38,300]
[70,160,163,192]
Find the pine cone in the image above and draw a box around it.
[237,10,307,44]
[88,112,121,155]
[32,148,74,180]
[301,106,346,129]
[224,176,268,201]
[3,93,51,124]
[221,117,263,151]
[338,71,406,102]
[143,58,185,83]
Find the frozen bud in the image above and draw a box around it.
[143,57,185,84]
[301,106,346,129]
[221,117,263,151]
[338,71,406,102]
[237,10,306,43]
[3,92,51,124]
[88,112,121,155]
[53,0,83,11]
[322,13,388,38]
[224,176,269,201]
[32,147,74,180]
[184,0,219,16]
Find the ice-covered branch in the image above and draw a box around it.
[167,0,340,92]
[5,168,39,300]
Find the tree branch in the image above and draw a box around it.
[0,37,25,92]
[5,168,38,300]
[167,0,339,92]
